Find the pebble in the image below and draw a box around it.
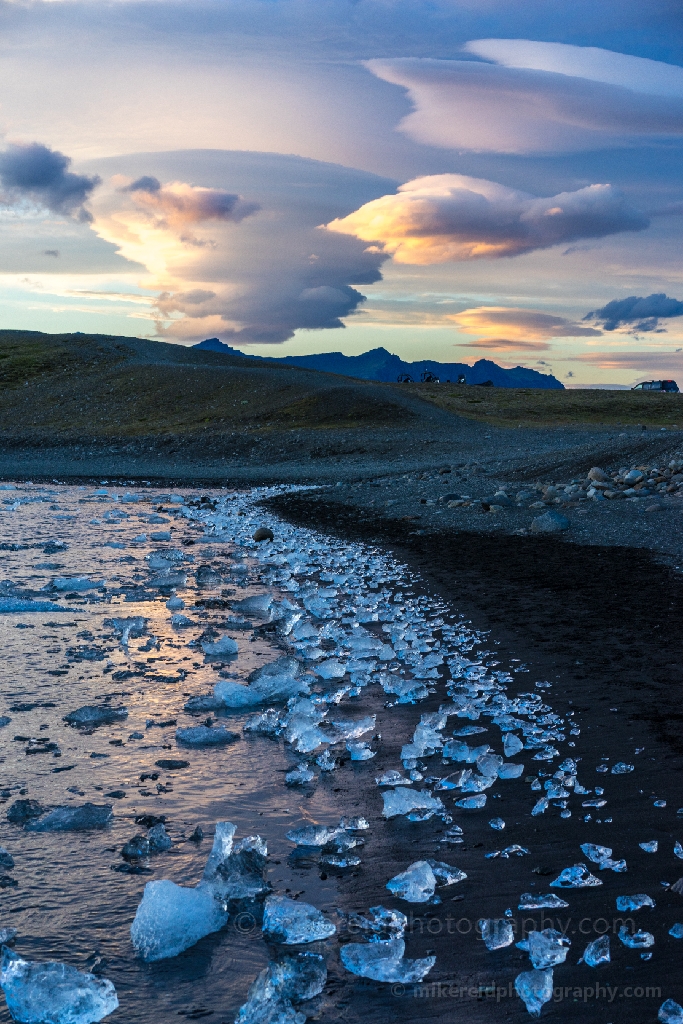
[253,527,274,542]
[530,510,570,534]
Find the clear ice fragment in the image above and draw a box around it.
[340,939,435,983]
[550,864,602,888]
[518,894,569,910]
[130,879,228,960]
[386,861,437,903]
[659,1000,683,1024]
[580,935,610,967]
[504,734,524,757]
[669,924,683,938]
[489,818,505,831]
[285,765,315,786]
[479,919,514,950]
[616,894,655,911]
[235,952,326,1024]
[382,790,444,820]
[618,925,654,948]
[262,895,336,944]
[527,929,570,969]
[175,725,239,747]
[0,948,118,1024]
[455,795,487,809]
[514,967,553,1017]
[640,841,658,853]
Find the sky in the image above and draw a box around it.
[2,2,683,384]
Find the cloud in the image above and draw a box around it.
[0,142,100,220]
[584,292,683,332]
[575,349,683,370]
[451,306,602,350]
[326,174,648,264]
[86,150,392,344]
[367,44,683,154]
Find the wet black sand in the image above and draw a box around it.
[264,492,683,1024]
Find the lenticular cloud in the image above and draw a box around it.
[325,174,648,264]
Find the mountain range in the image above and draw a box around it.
[193,339,564,389]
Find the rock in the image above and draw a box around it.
[253,527,274,542]
[530,510,570,534]
[25,804,114,832]
[624,469,644,484]
[155,759,190,770]
[6,800,45,823]
[588,467,609,482]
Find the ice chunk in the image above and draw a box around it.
[235,952,326,1024]
[63,706,128,726]
[386,861,437,903]
[504,734,524,757]
[0,847,15,869]
[202,635,238,657]
[25,804,113,832]
[455,795,487,809]
[442,740,490,762]
[489,818,505,831]
[347,741,375,761]
[7,799,45,823]
[346,906,407,940]
[500,845,530,858]
[669,924,683,938]
[580,843,626,872]
[340,939,435,983]
[233,594,274,617]
[175,725,239,747]
[148,823,172,852]
[0,598,66,613]
[215,657,309,708]
[203,831,269,901]
[0,947,118,1024]
[528,929,570,969]
[675,841,683,859]
[314,659,347,680]
[477,753,503,778]
[53,576,104,592]
[616,894,655,911]
[262,895,336,944]
[427,859,466,885]
[382,789,444,820]
[0,928,17,945]
[611,763,634,774]
[531,796,549,816]
[330,715,375,741]
[498,762,524,779]
[618,925,654,948]
[131,878,228,960]
[550,864,602,888]
[286,825,342,848]
[640,841,658,853]
[580,935,610,966]
[479,919,514,950]
[518,894,569,910]
[285,764,315,786]
[515,968,553,1017]
[660,1001,683,1024]
[315,750,338,772]
[375,770,412,787]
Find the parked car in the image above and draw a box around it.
[631,380,679,392]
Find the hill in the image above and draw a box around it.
[194,339,564,389]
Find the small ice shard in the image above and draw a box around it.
[504,733,524,756]
[477,753,504,778]
[347,741,375,760]
[235,952,326,1024]
[203,831,269,901]
[330,715,375,741]
[426,859,466,885]
[170,614,193,627]
[233,594,273,617]
[531,797,549,816]
[25,804,113,832]
[382,789,444,820]
[611,763,634,774]
[660,1000,683,1024]
[618,925,655,948]
[6,800,45,823]
[669,924,683,938]
[315,750,338,772]
[442,740,491,762]
[339,816,369,831]
[528,929,570,969]
[286,825,343,848]
[616,894,655,911]
[580,935,610,966]
[386,861,437,903]
[0,598,66,613]
[518,894,569,910]
[375,770,412,787]
[314,659,347,680]
[320,852,361,868]
[262,895,336,944]
[640,841,658,853]
[285,764,315,786]
[201,635,238,657]
[455,794,487,809]
[0,928,17,945]
[675,842,683,859]
[215,657,309,708]
[0,847,15,869]
[63,706,128,726]
[0,947,118,1024]
[166,595,185,610]
[580,843,626,872]
[52,576,104,592]
[346,906,407,940]
[500,845,530,858]
[148,823,172,853]
[515,967,554,1017]
[130,878,228,961]
[550,864,602,888]
[175,725,240,747]
[498,762,524,779]
[479,919,514,950]
[340,938,435,983]
[489,818,505,831]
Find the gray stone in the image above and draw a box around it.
[530,511,570,534]
[588,467,609,482]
